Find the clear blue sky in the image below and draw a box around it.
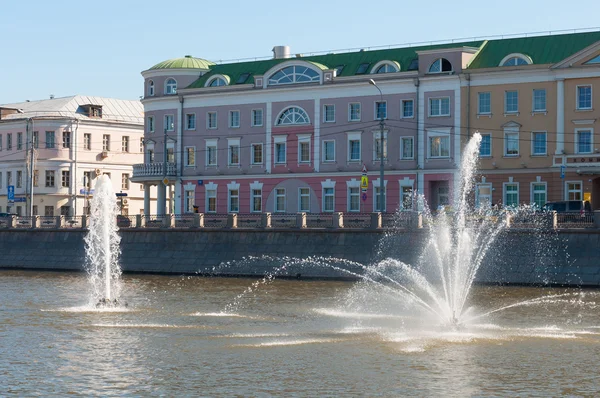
[1,0,599,104]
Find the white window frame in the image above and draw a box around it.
[250,181,263,213]
[575,128,594,154]
[531,131,547,156]
[299,187,310,212]
[375,101,387,120]
[479,133,492,157]
[401,99,414,118]
[229,110,240,128]
[346,179,361,212]
[165,78,177,95]
[227,181,240,213]
[84,133,91,150]
[275,188,286,212]
[399,178,415,210]
[298,134,311,164]
[503,182,519,207]
[372,178,388,212]
[148,80,154,96]
[532,89,547,113]
[186,113,196,130]
[251,143,263,165]
[148,116,155,133]
[565,181,583,201]
[322,140,335,162]
[228,138,241,166]
[164,114,174,132]
[251,109,263,127]
[349,102,361,121]
[504,90,519,114]
[323,104,335,123]
[274,135,287,164]
[185,146,196,167]
[121,136,129,153]
[346,132,361,162]
[205,183,217,213]
[530,181,547,209]
[576,85,592,110]
[400,136,414,160]
[184,187,195,213]
[429,97,450,117]
[207,112,217,129]
[427,129,450,159]
[322,186,335,213]
[373,130,388,161]
[504,127,520,157]
[478,92,491,115]
[205,139,218,166]
[475,183,493,208]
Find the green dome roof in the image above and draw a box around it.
[149,55,215,70]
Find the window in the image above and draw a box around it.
[275,188,286,212]
[62,131,70,148]
[45,170,55,187]
[84,134,91,150]
[186,114,196,130]
[532,132,547,155]
[476,184,492,208]
[585,55,600,65]
[577,85,592,110]
[428,58,452,73]
[402,100,414,118]
[275,141,286,164]
[0,172,2,189]
[45,131,55,149]
[140,137,144,153]
[206,189,217,213]
[185,146,195,166]
[122,136,129,152]
[299,188,310,212]
[374,132,388,161]
[229,110,240,128]
[347,133,361,162]
[165,115,174,131]
[228,140,240,166]
[374,186,386,212]
[268,65,320,85]
[206,140,217,166]
[401,186,413,210]
[480,134,491,157]
[531,183,546,209]
[566,181,582,200]
[33,205,38,215]
[429,132,450,158]
[147,149,154,163]
[401,137,414,159]
[533,89,546,112]
[299,140,310,163]
[252,109,263,126]
[61,170,70,187]
[356,63,370,74]
[501,56,530,66]
[251,144,263,164]
[334,65,345,76]
[16,171,22,188]
[276,107,310,125]
[349,103,361,121]
[7,133,13,150]
[429,97,450,117]
[207,112,217,129]
[7,171,11,186]
[148,80,154,96]
[504,129,519,156]
[228,189,239,213]
[17,132,23,150]
[576,129,593,154]
[348,187,360,212]
[478,92,491,114]
[375,101,387,120]
[324,105,335,122]
[323,187,334,212]
[45,206,54,217]
[83,171,92,189]
[167,147,175,163]
[236,73,250,84]
[208,77,227,87]
[165,78,177,94]
[148,116,155,133]
[374,63,398,74]
[32,131,38,149]
[252,189,262,212]
[185,190,195,213]
[504,183,519,207]
[103,134,110,151]
[122,174,130,190]
[505,91,519,113]
[323,140,335,162]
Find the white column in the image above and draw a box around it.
[314,99,320,172]
[453,86,462,205]
[417,83,425,195]
[144,183,151,215]
[556,78,565,155]
[157,183,166,216]
[266,102,272,173]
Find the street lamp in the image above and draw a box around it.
[369,79,385,213]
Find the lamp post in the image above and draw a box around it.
[369,79,385,213]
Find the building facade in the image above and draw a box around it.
[0,96,154,216]
[135,30,600,215]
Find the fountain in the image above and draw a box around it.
[83,174,125,308]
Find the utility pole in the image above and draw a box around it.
[27,118,35,217]
[369,79,385,213]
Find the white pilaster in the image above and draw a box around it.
[266,102,272,173]
[417,84,425,195]
[453,86,462,206]
[556,78,565,154]
[314,99,320,172]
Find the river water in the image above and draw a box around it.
[1,270,599,397]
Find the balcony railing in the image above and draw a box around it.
[132,162,177,178]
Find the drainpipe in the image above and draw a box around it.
[72,118,79,218]
[465,74,471,139]
[413,77,420,198]
[176,95,185,215]
[27,117,35,217]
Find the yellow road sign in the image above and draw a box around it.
[162,177,170,185]
[361,175,369,189]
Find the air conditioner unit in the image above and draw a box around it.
[101,151,109,158]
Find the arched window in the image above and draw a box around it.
[148,80,155,96]
[428,58,452,73]
[165,78,177,94]
[207,77,227,87]
[500,54,532,66]
[268,65,320,86]
[276,107,310,126]
[372,61,400,74]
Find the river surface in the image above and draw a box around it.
[1,270,600,397]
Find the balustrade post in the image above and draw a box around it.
[505,213,512,228]
[296,212,307,228]
[138,214,146,228]
[227,213,238,229]
[333,212,343,229]
[370,212,382,229]
[57,216,65,228]
[551,210,558,229]
[33,215,41,229]
[81,215,87,229]
[163,214,175,228]
[8,215,17,229]
[412,212,423,229]
[261,212,272,228]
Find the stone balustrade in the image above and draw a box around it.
[132,162,177,178]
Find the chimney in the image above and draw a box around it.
[272,46,291,59]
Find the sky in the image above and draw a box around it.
[1,0,599,105]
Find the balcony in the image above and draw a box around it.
[132,162,177,179]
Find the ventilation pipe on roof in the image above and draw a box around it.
[272,46,291,59]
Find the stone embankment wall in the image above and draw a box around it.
[0,229,598,286]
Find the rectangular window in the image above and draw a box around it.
[375,101,387,119]
[84,134,91,150]
[505,130,519,156]
[206,142,217,166]
[348,187,360,212]
[147,149,155,163]
[532,183,546,208]
[185,190,195,213]
[374,186,386,212]
[186,114,196,130]
[45,206,54,217]
[186,147,195,166]
[83,171,92,189]
[148,116,155,133]
[103,134,110,151]
[401,186,413,210]
[533,89,546,112]
[275,142,286,164]
[252,189,262,212]
[16,171,22,188]
[229,110,240,128]
[7,171,11,186]
[478,92,491,114]
[33,131,38,149]
[165,115,174,131]
[299,188,310,212]
[229,189,239,213]
[207,112,217,129]
[206,189,217,213]
[17,132,23,150]
[532,132,547,155]
[323,140,335,162]
[140,137,144,153]
[402,100,414,118]
[505,91,519,113]
[7,133,12,150]
[167,147,175,163]
[0,172,2,189]
[252,144,263,164]
[504,183,519,207]
[32,205,38,215]
[45,170,55,187]
[122,174,130,190]
[567,182,582,200]
[480,134,491,157]
[62,131,70,148]
[252,109,263,126]
[429,134,449,158]
[229,142,240,166]
[45,131,55,149]
[324,104,335,122]
[349,103,361,121]
[275,188,286,212]
[476,184,492,208]
[60,206,70,216]
[299,140,310,163]
[576,129,592,154]
[121,136,129,152]
[429,97,450,116]
[577,85,592,110]
[349,139,361,161]
[323,187,334,212]
[61,170,70,187]
[401,137,414,159]
[374,134,388,161]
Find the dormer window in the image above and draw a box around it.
[91,107,102,118]
[268,65,320,86]
[165,78,177,94]
[499,54,532,67]
[428,58,452,73]
[355,63,370,75]
[584,55,600,65]
[148,80,154,96]
[372,61,400,74]
[208,77,227,87]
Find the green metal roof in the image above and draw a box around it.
[149,55,215,70]
[467,31,600,69]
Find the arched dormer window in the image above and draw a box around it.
[276,106,310,126]
[428,58,452,73]
[205,75,229,87]
[371,61,400,74]
[499,53,532,67]
[165,78,177,94]
[268,65,320,86]
[148,80,155,96]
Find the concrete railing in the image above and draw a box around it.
[132,162,177,178]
